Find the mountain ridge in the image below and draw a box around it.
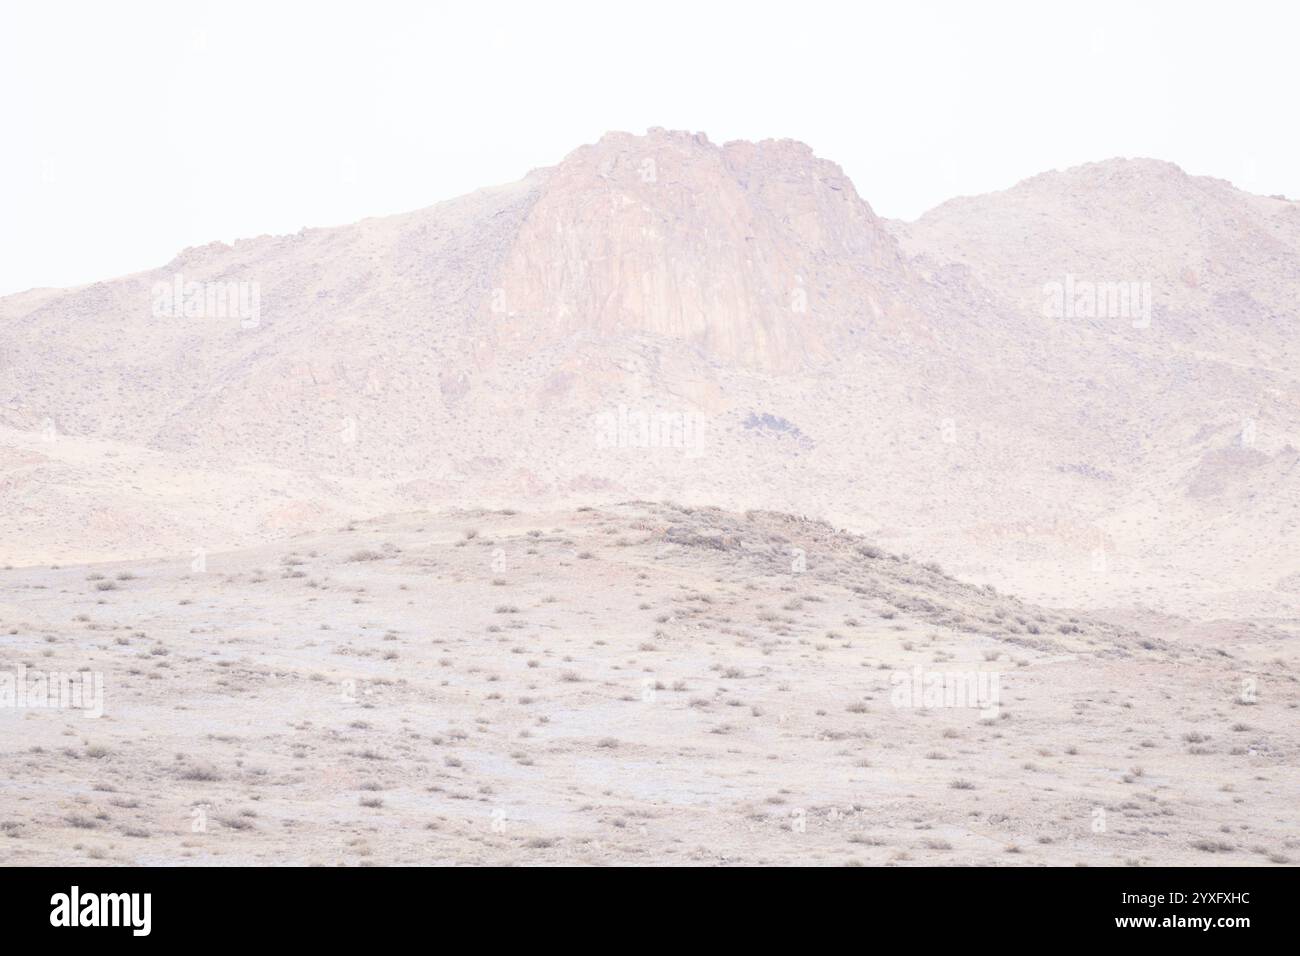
[2,129,1297,620]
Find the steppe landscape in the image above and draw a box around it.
[1,129,1297,865]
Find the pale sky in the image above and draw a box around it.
[2,0,1296,296]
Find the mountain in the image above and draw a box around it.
[894,158,1300,616]
[1,131,1297,619]
[484,129,915,368]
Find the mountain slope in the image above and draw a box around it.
[1,134,1297,618]
[4,503,1293,865]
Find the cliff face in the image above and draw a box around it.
[486,129,910,368]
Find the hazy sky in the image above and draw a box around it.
[2,0,1296,295]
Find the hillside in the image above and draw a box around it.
[2,503,1293,865]
[1,133,1298,619]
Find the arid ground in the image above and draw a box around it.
[2,504,1294,865]
[3,127,1299,866]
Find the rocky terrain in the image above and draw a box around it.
[2,504,1294,865]
[2,130,1298,621]
[1,129,1297,866]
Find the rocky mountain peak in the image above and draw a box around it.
[483,129,907,368]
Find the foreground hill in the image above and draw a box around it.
[1,504,1294,865]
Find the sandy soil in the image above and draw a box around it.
[2,503,1294,865]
